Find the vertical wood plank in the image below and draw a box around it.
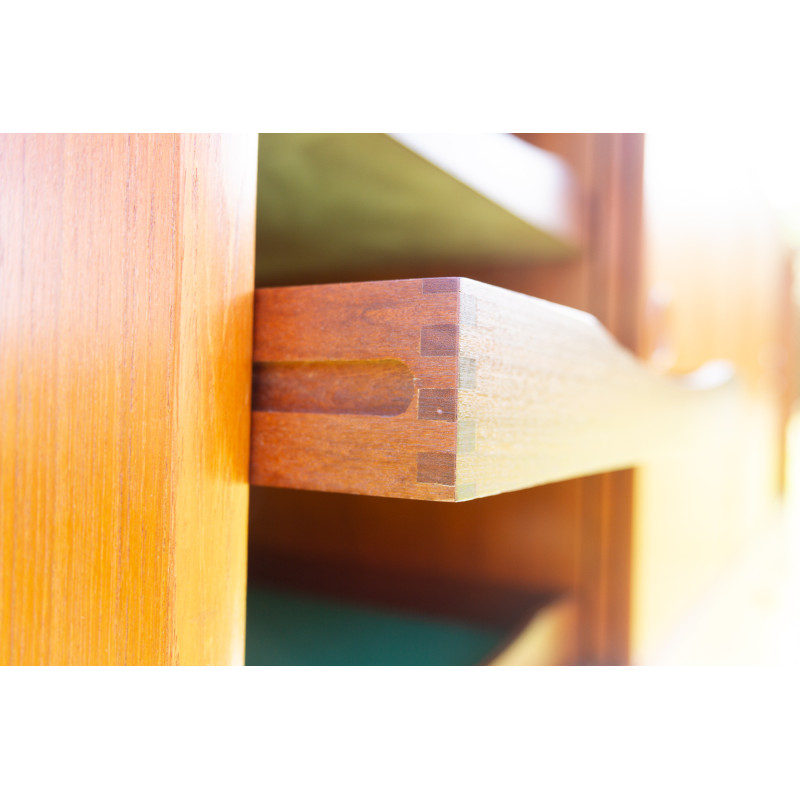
[525,133,644,664]
[0,134,257,665]
[579,134,645,665]
[174,135,257,665]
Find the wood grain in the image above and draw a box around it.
[0,134,257,665]
[250,278,459,500]
[250,275,736,502]
[579,133,645,666]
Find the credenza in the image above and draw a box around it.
[1,133,790,664]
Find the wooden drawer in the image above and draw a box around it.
[246,555,577,666]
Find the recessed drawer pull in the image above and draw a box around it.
[252,359,415,417]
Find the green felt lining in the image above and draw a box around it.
[245,585,507,666]
[256,133,575,281]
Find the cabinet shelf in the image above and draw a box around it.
[245,559,575,666]
[256,133,577,282]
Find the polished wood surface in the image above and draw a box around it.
[457,277,734,499]
[0,134,257,665]
[250,275,735,502]
[575,134,645,665]
[250,278,459,500]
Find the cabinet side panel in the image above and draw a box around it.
[174,134,257,665]
[0,135,182,664]
[0,134,256,665]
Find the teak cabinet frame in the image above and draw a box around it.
[6,132,776,665]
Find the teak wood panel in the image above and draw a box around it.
[547,133,645,665]
[0,134,257,665]
[250,275,735,502]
